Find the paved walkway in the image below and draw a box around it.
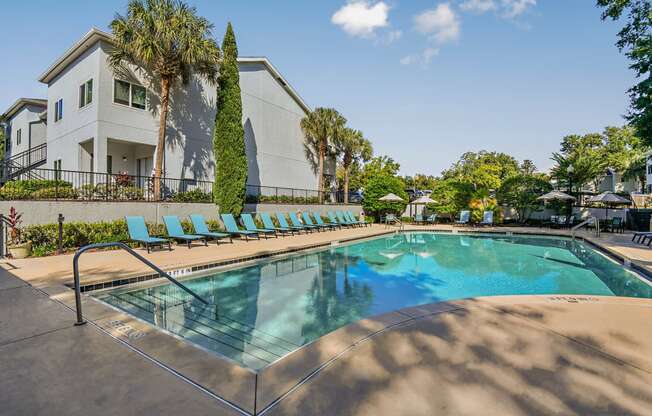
[1,225,651,415]
[0,270,240,416]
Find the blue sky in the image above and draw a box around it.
[0,1,632,176]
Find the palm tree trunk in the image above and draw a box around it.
[318,139,325,204]
[154,77,171,200]
[343,164,350,204]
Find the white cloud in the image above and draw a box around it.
[501,0,536,18]
[386,30,402,43]
[400,47,440,66]
[460,0,496,14]
[414,3,460,44]
[400,55,417,65]
[332,1,390,38]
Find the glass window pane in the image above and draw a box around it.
[86,79,93,104]
[114,80,130,106]
[131,84,146,109]
[79,84,85,108]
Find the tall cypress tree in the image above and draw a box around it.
[213,22,247,215]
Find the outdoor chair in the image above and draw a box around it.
[289,212,320,232]
[455,210,470,226]
[479,211,494,226]
[312,212,342,229]
[605,217,625,234]
[260,212,295,236]
[425,214,437,224]
[162,216,208,248]
[328,211,350,228]
[345,211,368,227]
[241,214,277,239]
[302,212,330,231]
[189,214,232,244]
[414,214,425,225]
[221,214,260,241]
[336,211,357,227]
[125,216,171,253]
[276,213,306,233]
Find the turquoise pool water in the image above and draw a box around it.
[95,232,652,370]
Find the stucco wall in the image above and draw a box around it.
[0,201,362,226]
[5,105,46,157]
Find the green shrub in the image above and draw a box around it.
[172,188,212,203]
[361,174,408,220]
[31,187,79,199]
[21,217,225,257]
[0,179,73,200]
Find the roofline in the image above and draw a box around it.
[1,98,48,121]
[38,27,112,84]
[37,28,311,114]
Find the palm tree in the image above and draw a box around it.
[301,108,346,202]
[335,128,372,203]
[109,0,220,199]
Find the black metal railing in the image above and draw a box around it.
[0,168,361,205]
[0,143,47,180]
[245,184,361,205]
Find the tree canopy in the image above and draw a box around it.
[497,174,552,223]
[441,151,520,191]
[334,127,372,203]
[109,0,220,199]
[598,0,652,145]
[361,174,408,219]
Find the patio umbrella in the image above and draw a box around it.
[411,195,437,218]
[379,193,404,202]
[587,192,631,218]
[537,190,576,201]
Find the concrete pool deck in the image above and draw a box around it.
[1,224,652,415]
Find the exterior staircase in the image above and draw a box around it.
[0,143,47,183]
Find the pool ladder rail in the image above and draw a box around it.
[571,216,600,239]
[72,242,209,326]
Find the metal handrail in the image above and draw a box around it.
[72,242,209,326]
[571,216,599,239]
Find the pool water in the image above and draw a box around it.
[95,232,652,370]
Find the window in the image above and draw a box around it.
[113,79,147,110]
[54,159,62,180]
[16,129,21,146]
[648,165,652,175]
[54,99,63,122]
[79,79,93,108]
[107,155,113,175]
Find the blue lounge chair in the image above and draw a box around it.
[126,216,171,253]
[327,211,350,227]
[455,210,470,226]
[189,214,232,244]
[336,211,357,227]
[163,216,208,248]
[426,214,437,224]
[312,212,339,230]
[289,212,319,232]
[260,212,295,236]
[221,214,260,241]
[241,214,277,239]
[275,213,305,233]
[302,212,330,231]
[414,214,425,225]
[346,211,369,227]
[479,211,494,226]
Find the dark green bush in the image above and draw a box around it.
[22,218,225,257]
[0,179,73,200]
[172,188,212,203]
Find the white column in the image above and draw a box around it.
[93,136,107,173]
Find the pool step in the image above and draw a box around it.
[100,291,297,369]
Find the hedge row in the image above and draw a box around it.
[23,219,223,257]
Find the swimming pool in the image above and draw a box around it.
[94,232,652,370]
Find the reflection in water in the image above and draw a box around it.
[97,233,652,369]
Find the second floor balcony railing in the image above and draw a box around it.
[0,168,361,205]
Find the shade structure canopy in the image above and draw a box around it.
[537,190,576,201]
[587,192,631,205]
[379,193,404,202]
[412,195,437,204]
[587,192,631,219]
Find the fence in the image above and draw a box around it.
[0,168,361,205]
